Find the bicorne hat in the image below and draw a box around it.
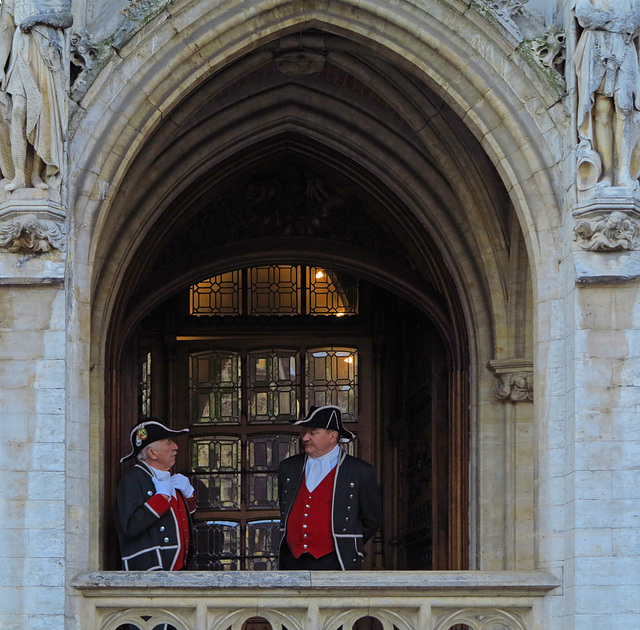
[292,405,355,441]
[120,418,189,463]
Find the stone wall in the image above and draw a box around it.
[0,258,66,629]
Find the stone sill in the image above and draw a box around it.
[73,570,561,598]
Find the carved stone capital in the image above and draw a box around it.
[487,359,533,402]
[573,196,640,251]
[0,190,66,253]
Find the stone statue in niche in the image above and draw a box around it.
[0,0,72,191]
[575,0,640,192]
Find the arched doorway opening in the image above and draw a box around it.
[85,18,538,573]
[103,153,469,571]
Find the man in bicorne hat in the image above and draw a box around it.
[115,418,196,571]
[278,405,382,570]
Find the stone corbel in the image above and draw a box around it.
[573,196,640,251]
[0,190,66,254]
[487,359,533,402]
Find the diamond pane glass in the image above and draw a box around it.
[248,265,300,315]
[189,351,241,424]
[246,520,281,570]
[191,437,241,509]
[190,271,241,316]
[305,348,358,421]
[307,267,358,316]
[247,434,300,508]
[191,520,239,570]
[247,349,299,423]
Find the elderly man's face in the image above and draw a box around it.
[148,438,178,471]
[301,427,338,458]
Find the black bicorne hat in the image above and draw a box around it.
[120,417,189,463]
[292,405,355,441]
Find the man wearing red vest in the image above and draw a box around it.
[278,405,382,570]
[116,418,196,572]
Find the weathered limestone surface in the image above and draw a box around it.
[0,281,66,630]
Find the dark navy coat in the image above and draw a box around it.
[278,449,382,570]
[115,461,194,571]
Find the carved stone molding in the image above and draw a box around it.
[573,196,640,251]
[0,191,66,253]
[474,0,529,37]
[487,359,533,403]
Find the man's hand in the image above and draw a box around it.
[152,477,172,498]
[171,473,195,499]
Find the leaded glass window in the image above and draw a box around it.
[190,265,358,317]
[187,344,359,569]
[191,520,239,570]
[190,270,241,315]
[306,267,358,316]
[248,265,300,315]
[192,436,241,509]
[306,347,358,421]
[247,349,298,423]
[247,435,299,509]
[189,351,241,424]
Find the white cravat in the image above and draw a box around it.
[151,467,176,498]
[305,444,340,492]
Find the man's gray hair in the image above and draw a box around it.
[136,444,152,463]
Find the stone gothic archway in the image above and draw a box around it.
[70,0,564,573]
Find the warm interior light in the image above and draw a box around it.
[344,356,353,363]
[315,270,324,279]
[335,312,344,317]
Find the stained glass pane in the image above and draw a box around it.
[189,351,241,424]
[307,267,358,316]
[246,520,281,570]
[190,271,241,316]
[247,349,299,423]
[248,265,300,315]
[247,434,299,508]
[191,437,241,509]
[191,520,239,570]
[306,347,358,421]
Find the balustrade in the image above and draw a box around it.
[72,571,560,630]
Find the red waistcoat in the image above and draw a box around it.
[286,468,337,559]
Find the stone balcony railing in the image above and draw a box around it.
[72,570,560,630]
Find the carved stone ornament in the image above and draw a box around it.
[70,28,97,86]
[275,51,326,75]
[0,192,66,253]
[487,359,533,403]
[121,0,166,21]
[475,0,529,35]
[573,197,640,251]
[530,26,566,84]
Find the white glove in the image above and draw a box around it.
[152,476,173,498]
[171,473,195,499]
